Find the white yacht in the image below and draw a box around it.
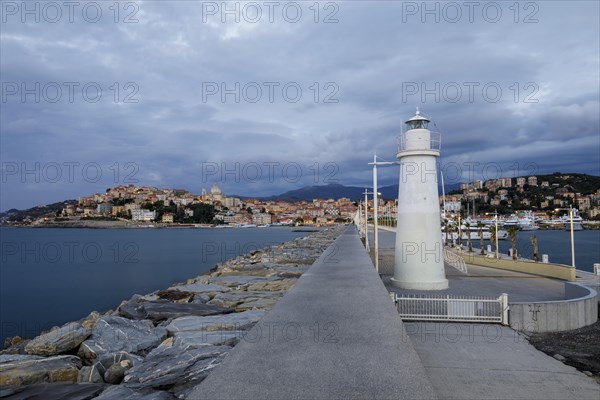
[501,211,540,231]
[442,223,508,241]
[558,209,584,231]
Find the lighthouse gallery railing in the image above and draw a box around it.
[397,131,441,153]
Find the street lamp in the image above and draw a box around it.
[362,188,381,260]
[555,206,576,269]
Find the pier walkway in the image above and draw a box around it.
[374,228,600,399]
[191,226,436,399]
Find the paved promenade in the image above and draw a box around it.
[191,226,436,399]
[373,228,600,399]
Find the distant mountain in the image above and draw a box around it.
[0,200,77,223]
[238,182,460,202]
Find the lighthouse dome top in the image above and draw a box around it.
[405,108,430,130]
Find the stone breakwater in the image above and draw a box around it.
[0,226,345,400]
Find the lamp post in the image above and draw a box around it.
[555,206,576,268]
[494,211,499,259]
[369,155,400,273]
[362,188,381,260]
[363,190,369,252]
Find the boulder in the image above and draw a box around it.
[78,316,166,364]
[78,365,104,383]
[0,354,81,387]
[167,282,229,295]
[155,290,195,303]
[217,268,276,277]
[0,383,106,400]
[165,310,267,334]
[235,298,279,311]
[142,302,234,322]
[118,300,234,322]
[123,343,230,391]
[172,331,244,347]
[25,322,91,356]
[191,293,211,304]
[208,290,283,308]
[95,386,175,400]
[212,275,280,288]
[104,359,132,384]
[246,278,297,292]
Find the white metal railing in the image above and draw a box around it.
[397,131,441,153]
[392,293,509,325]
[444,248,468,274]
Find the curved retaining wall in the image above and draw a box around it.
[456,250,576,281]
[509,283,598,332]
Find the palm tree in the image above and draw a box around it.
[531,234,539,262]
[508,226,519,260]
[489,226,497,257]
[465,222,473,252]
[477,222,485,255]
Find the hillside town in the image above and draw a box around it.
[442,173,600,221]
[57,183,359,226]
[3,173,599,227]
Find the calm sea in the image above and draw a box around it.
[0,227,309,344]
[371,229,600,272]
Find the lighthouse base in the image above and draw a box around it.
[390,277,449,290]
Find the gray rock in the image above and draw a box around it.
[235,298,279,311]
[104,359,132,384]
[97,351,143,371]
[582,370,593,377]
[95,386,175,400]
[212,275,280,287]
[553,354,566,362]
[165,310,267,335]
[0,354,81,387]
[208,290,283,308]
[119,300,234,321]
[124,342,230,391]
[78,365,104,383]
[118,299,148,320]
[0,383,106,400]
[78,316,166,364]
[25,322,91,356]
[142,301,234,322]
[191,293,211,304]
[167,282,229,294]
[173,331,245,347]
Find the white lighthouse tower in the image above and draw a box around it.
[391,109,448,290]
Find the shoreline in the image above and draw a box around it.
[0,225,346,399]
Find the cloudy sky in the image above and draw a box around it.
[1,0,599,210]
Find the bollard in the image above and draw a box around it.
[542,254,549,263]
[594,263,600,276]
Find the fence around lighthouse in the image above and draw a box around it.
[391,292,509,325]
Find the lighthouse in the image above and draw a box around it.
[391,109,448,290]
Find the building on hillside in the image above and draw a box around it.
[131,209,156,221]
[161,213,174,223]
[527,176,538,186]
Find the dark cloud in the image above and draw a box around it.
[1,1,599,210]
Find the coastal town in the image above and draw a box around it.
[2,173,599,229]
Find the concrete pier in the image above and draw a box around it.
[191,226,436,399]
